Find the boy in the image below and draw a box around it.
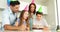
[33,11,49,30]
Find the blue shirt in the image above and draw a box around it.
[2,7,17,30]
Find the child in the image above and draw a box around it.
[33,11,49,30]
[15,10,30,31]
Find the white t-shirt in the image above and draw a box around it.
[33,18,48,27]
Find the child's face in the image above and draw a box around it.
[23,11,29,20]
[36,14,42,20]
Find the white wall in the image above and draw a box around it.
[0,0,7,8]
[0,0,7,22]
[57,0,60,26]
[45,0,57,29]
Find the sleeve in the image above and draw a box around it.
[14,18,20,26]
[2,12,10,27]
[43,19,48,27]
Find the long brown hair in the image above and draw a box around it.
[19,10,29,27]
[28,3,36,14]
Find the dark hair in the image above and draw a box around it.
[28,3,36,14]
[10,1,20,6]
[19,10,29,27]
[36,11,43,15]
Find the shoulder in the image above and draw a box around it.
[2,10,10,18]
[42,18,46,21]
[40,18,47,23]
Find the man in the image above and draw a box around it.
[2,1,20,30]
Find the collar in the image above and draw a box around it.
[8,7,13,14]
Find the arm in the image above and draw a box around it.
[26,25,30,31]
[14,18,20,26]
[43,26,50,32]
[2,12,20,30]
[4,25,20,30]
[43,19,49,30]
[26,27,30,31]
[44,26,49,30]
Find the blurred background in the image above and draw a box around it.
[0,0,60,32]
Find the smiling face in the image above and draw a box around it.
[10,1,20,13]
[10,5,20,13]
[30,5,35,13]
[29,3,36,14]
[23,11,29,20]
[19,10,29,26]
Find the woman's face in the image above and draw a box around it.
[30,5,35,13]
[23,11,29,20]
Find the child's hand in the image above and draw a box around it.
[20,24,26,31]
[43,26,49,30]
[33,25,44,28]
[38,25,44,28]
[14,21,19,26]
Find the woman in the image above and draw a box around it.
[29,3,36,19]
[15,10,30,31]
[28,3,36,31]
